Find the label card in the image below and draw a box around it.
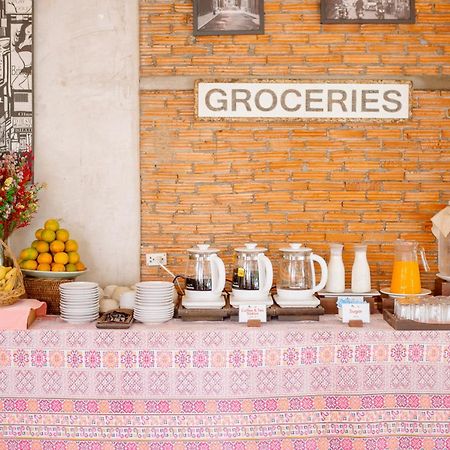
[341,302,370,323]
[239,304,267,323]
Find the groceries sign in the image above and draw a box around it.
[196,81,411,121]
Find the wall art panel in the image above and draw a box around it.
[0,0,32,154]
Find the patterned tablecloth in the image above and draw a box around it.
[0,314,449,448]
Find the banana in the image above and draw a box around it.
[0,279,6,288]
[5,268,17,280]
[4,280,14,291]
[0,266,6,280]
[3,271,17,292]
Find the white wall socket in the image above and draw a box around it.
[146,253,167,266]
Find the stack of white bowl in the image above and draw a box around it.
[134,281,175,324]
[59,282,100,323]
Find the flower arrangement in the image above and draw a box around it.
[0,149,43,241]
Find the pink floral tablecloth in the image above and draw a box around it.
[0,314,449,448]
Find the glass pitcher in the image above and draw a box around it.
[278,244,327,291]
[277,243,328,305]
[391,239,429,294]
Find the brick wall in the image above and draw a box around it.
[141,0,450,77]
[140,0,450,289]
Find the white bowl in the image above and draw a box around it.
[60,313,99,320]
[61,317,98,324]
[60,281,98,289]
[136,281,174,288]
[135,298,173,305]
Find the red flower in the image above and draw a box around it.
[0,148,43,240]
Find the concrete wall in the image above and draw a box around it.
[11,0,140,287]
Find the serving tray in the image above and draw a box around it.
[383,310,450,331]
[176,294,324,322]
[96,309,134,329]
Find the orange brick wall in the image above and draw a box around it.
[141,0,450,77]
[140,1,450,290]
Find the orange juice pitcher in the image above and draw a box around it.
[390,240,430,294]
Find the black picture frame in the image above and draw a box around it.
[321,0,415,24]
[193,0,264,36]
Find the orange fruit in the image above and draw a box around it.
[37,263,51,271]
[67,252,80,264]
[35,228,44,240]
[33,240,50,253]
[75,261,86,271]
[20,260,38,270]
[53,252,69,265]
[19,247,38,261]
[41,229,56,243]
[56,229,69,242]
[65,240,78,252]
[65,263,77,272]
[50,240,65,254]
[44,219,60,231]
[37,252,53,264]
[51,263,65,272]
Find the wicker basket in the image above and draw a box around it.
[23,277,75,315]
[0,239,25,306]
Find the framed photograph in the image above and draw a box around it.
[321,0,415,24]
[193,0,264,35]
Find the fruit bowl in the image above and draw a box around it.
[21,269,88,279]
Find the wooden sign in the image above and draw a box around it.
[196,80,411,121]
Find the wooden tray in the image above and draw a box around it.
[177,294,324,322]
[318,290,380,314]
[434,277,450,296]
[177,294,229,321]
[96,309,134,329]
[269,303,324,321]
[383,310,450,330]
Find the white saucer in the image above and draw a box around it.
[437,273,450,282]
[182,297,225,309]
[380,287,432,298]
[229,294,273,308]
[273,294,320,308]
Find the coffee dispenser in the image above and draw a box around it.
[182,244,226,309]
[230,243,273,306]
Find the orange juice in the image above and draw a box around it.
[390,260,421,294]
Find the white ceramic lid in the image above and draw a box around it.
[279,243,312,253]
[187,243,220,254]
[234,242,267,253]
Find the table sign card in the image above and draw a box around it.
[239,304,267,323]
[196,80,411,121]
[337,295,365,307]
[341,302,370,324]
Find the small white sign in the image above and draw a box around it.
[341,303,370,323]
[196,80,411,121]
[239,304,267,323]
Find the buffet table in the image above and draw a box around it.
[0,314,449,448]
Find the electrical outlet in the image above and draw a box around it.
[146,253,167,266]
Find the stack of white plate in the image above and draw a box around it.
[59,282,100,323]
[134,281,175,324]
